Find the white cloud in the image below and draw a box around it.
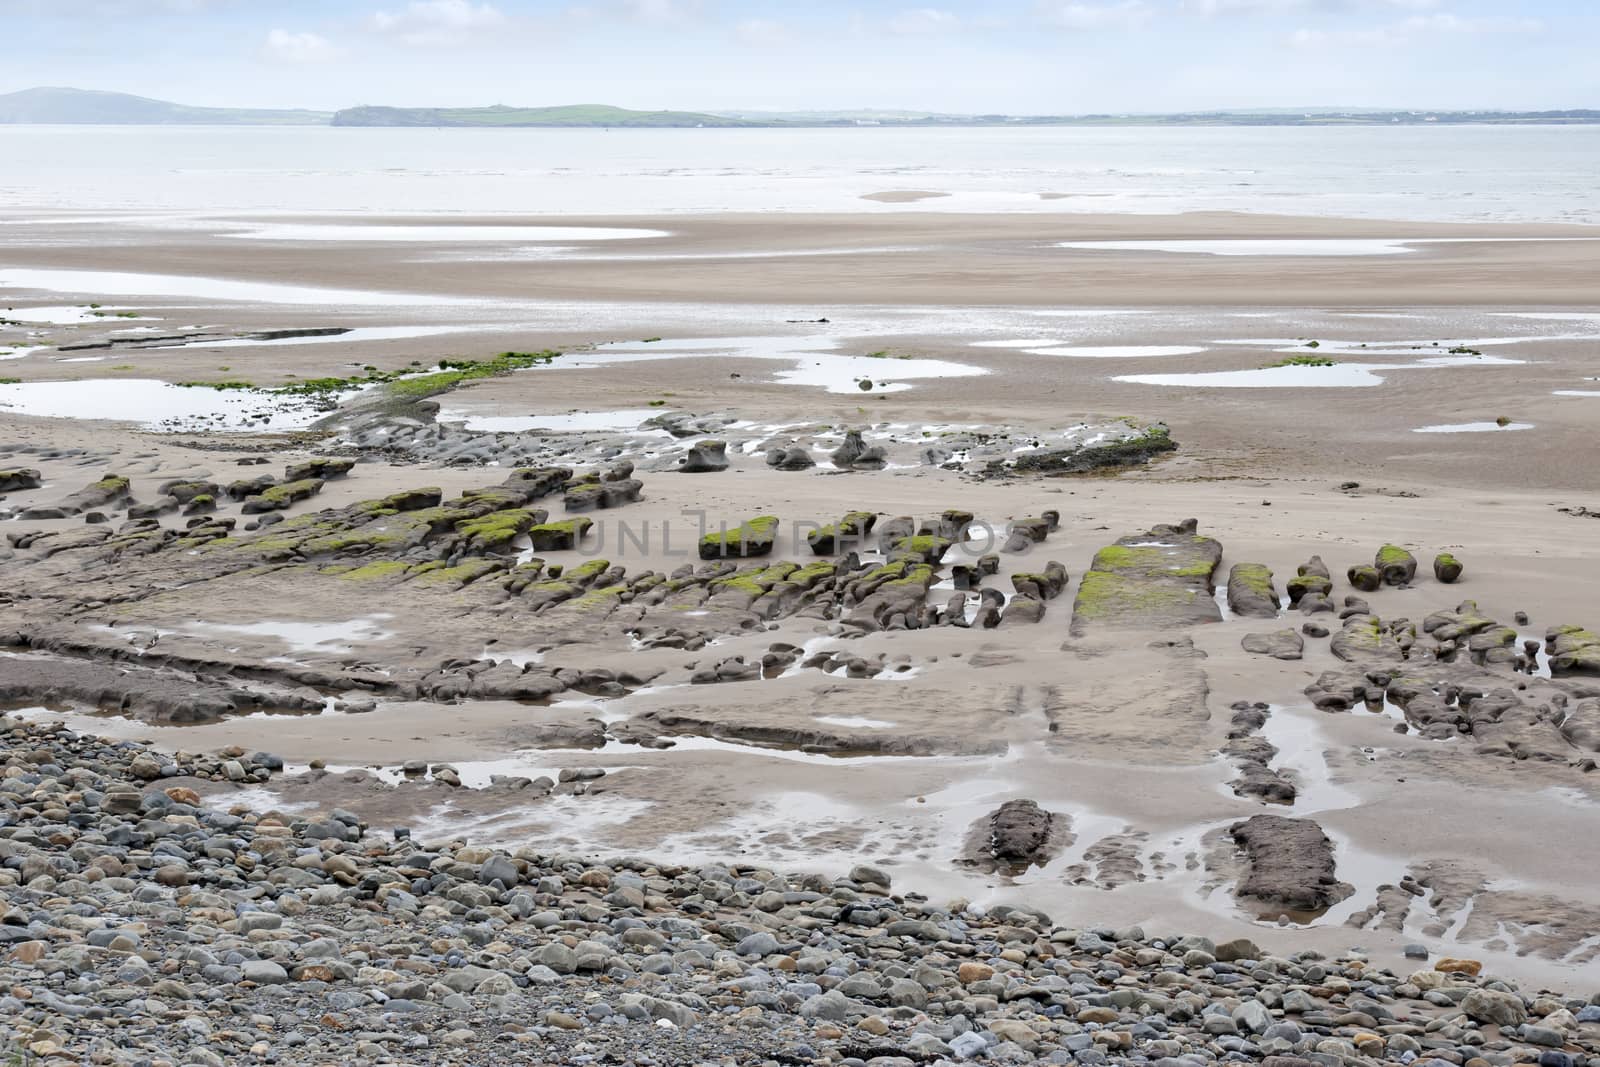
[888,8,961,34]
[1400,12,1542,34]
[371,0,505,46]
[259,29,340,64]
[1039,2,1153,30]
[1186,0,1302,12]
[1290,11,1542,48]
[619,0,701,24]
[1187,0,1444,13]
[734,18,787,46]
[1288,24,1402,46]
[19,0,222,12]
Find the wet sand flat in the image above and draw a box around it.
[3,210,1599,308]
[4,206,1600,992]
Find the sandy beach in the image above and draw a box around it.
[4,204,1600,1000]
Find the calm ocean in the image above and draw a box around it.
[1,124,1598,224]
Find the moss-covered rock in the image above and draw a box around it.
[890,534,954,565]
[500,466,573,500]
[921,509,976,539]
[285,457,356,482]
[1433,552,1464,584]
[699,515,779,560]
[1242,628,1304,660]
[1008,517,1052,544]
[411,557,509,588]
[1069,518,1222,635]
[1072,570,1203,623]
[41,473,133,516]
[1010,425,1177,476]
[563,559,612,585]
[1297,555,1331,580]
[527,518,593,552]
[1011,561,1068,601]
[337,559,415,583]
[1346,565,1382,593]
[679,440,729,473]
[158,480,222,505]
[1226,563,1280,619]
[521,577,583,611]
[845,559,936,630]
[226,475,278,501]
[1375,544,1418,586]
[1286,573,1334,606]
[127,496,178,520]
[564,477,642,512]
[0,468,43,494]
[454,508,545,554]
[241,478,325,515]
[501,559,547,594]
[1547,625,1600,676]
[1422,602,1498,642]
[806,511,876,555]
[1330,614,1404,663]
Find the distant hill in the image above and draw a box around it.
[337,103,1600,128]
[332,104,763,128]
[3,88,1595,128]
[0,87,330,125]
[710,108,954,122]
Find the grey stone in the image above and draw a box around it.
[241,960,289,985]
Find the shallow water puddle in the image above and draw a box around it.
[1056,239,1423,257]
[439,407,677,434]
[1413,422,1534,434]
[1057,237,1600,257]
[556,336,985,395]
[221,223,669,243]
[145,325,471,350]
[0,268,479,307]
[0,377,361,431]
[816,715,898,729]
[1117,352,1524,389]
[1214,336,1582,357]
[412,795,658,848]
[178,615,395,655]
[1,304,151,325]
[1117,364,1389,388]
[1001,343,1208,359]
[970,338,1065,349]
[1257,705,1362,815]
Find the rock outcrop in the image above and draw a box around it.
[1229,814,1353,914]
[1069,519,1222,635]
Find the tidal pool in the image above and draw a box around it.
[222,222,670,243]
[1413,422,1533,434]
[0,378,359,431]
[0,268,478,307]
[558,336,985,395]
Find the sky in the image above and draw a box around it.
[3,0,1596,114]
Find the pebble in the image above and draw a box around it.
[2,716,1597,1067]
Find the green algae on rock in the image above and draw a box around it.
[527,518,593,552]
[1376,543,1419,586]
[1069,518,1222,635]
[1225,563,1280,619]
[699,515,779,560]
[1434,552,1464,583]
[1007,424,1176,476]
[805,511,877,555]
